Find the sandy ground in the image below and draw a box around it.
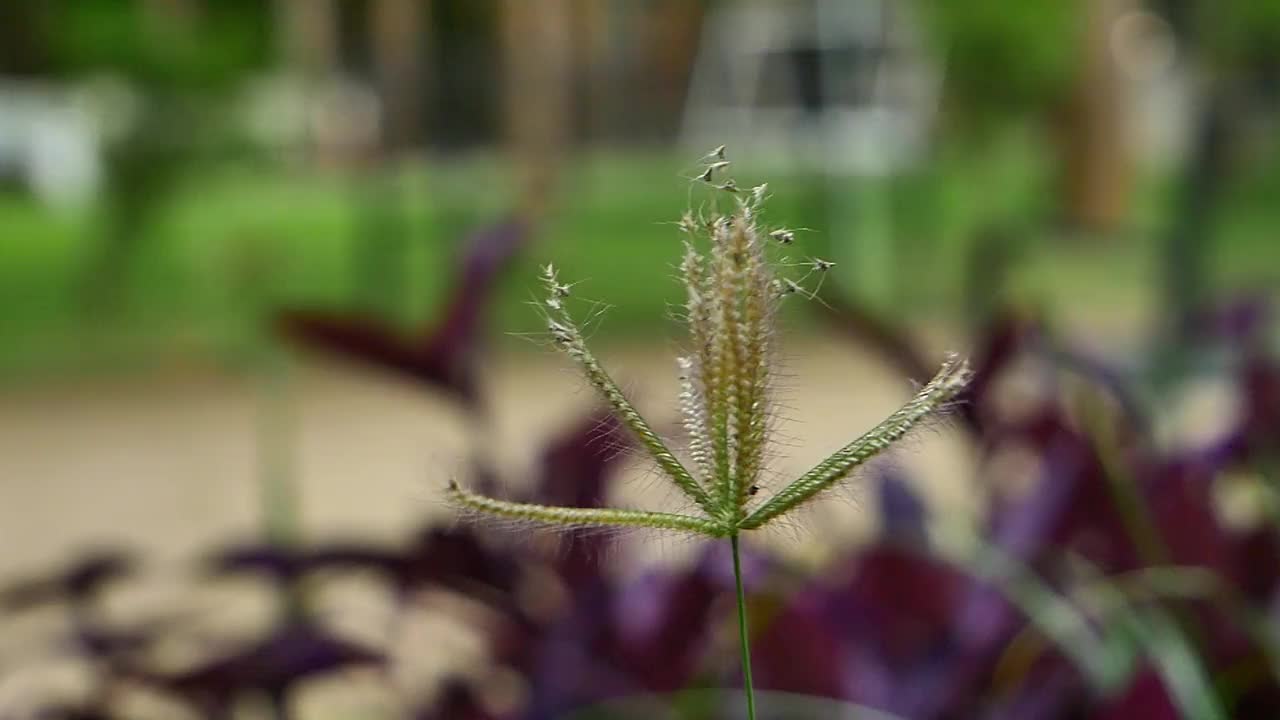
[0,335,977,578]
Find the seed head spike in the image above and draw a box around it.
[451,154,968,540]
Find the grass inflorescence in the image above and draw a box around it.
[448,150,971,718]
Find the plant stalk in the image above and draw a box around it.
[730,534,757,720]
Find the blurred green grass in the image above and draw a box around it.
[0,150,1277,382]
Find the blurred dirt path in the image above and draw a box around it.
[0,336,975,581]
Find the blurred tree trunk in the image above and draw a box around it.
[573,0,611,142]
[0,4,47,74]
[349,2,430,323]
[370,0,429,152]
[642,0,707,139]
[1057,0,1134,233]
[275,0,339,78]
[500,0,572,220]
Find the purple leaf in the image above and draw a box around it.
[751,591,847,698]
[1,548,134,611]
[986,419,1138,572]
[426,218,531,368]
[828,545,967,670]
[209,525,521,606]
[403,526,522,599]
[281,217,529,407]
[876,467,929,545]
[609,551,731,691]
[137,620,382,718]
[314,526,521,599]
[415,678,498,720]
[516,545,744,717]
[204,542,315,586]
[29,704,123,720]
[530,412,630,591]
[536,412,626,509]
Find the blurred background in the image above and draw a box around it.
[1,1,1279,719]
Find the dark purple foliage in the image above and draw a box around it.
[536,413,625,510]
[515,544,741,720]
[0,548,134,612]
[135,620,382,719]
[68,618,174,662]
[747,296,1280,720]
[414,679,498,720]
[280,218,529,407]
[27,705,122,720]
[204,542,319,586]
[528,412,629,589]
[876,466,930,545]
[312,525,523,601]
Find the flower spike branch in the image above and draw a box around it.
[447,151,971,718]
[446,480,724,535]
[539,262,718,517]
[739,353,971,530]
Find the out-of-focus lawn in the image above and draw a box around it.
[0,150,1277,382]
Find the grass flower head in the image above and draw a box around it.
[447,151,971,719]
[448,153,971,539]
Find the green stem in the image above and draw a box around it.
[730,534,757,720]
